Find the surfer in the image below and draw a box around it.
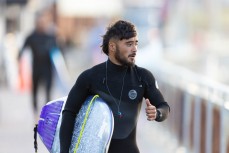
[60,20,170,153]
[18,12,58,116]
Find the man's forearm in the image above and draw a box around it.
[59,111,75,153]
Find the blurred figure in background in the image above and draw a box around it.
[17,12,58,118]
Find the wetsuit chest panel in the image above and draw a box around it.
[89,65,145,139]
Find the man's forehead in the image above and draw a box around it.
[110,36,138,43]
[123,37,138,42]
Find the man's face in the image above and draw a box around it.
[113,37,138,66]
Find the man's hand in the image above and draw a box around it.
[145,99,157,121]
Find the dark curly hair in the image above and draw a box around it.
[101,20,137,55]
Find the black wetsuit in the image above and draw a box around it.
[18,31,57,112]
[60,59,170,153]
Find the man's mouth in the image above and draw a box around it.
[129,53,136,58]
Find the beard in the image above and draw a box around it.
[114,45,135,67]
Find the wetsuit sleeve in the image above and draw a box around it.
[18,36,31,60]
[142,68,170,122]
[59,71,90,153]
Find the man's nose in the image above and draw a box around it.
[133,45,137,52]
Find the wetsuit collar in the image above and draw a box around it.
[107,59,128,72]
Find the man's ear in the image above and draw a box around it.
[109,41,116,52]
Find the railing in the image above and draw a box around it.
[140,59,229,153]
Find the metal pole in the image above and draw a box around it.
[205,88,213,153]
[220,92,226,153]
[193,96,201,153]
[182,92,192,153]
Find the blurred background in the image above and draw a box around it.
[0,0,229,153]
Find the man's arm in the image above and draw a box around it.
[59,71,90,152]
[59,110,76,153]
[142,68,170,122]
[18,36,30,60]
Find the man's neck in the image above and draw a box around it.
[108,57,122,66]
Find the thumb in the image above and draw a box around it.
[145,99,151,107]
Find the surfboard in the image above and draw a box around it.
[50,47,71,94]
[37,95,114,153]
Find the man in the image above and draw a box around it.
[18,13,57,114]
[60,20,170,153]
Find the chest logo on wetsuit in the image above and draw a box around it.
[128,89,137,100]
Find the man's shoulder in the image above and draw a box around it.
[134,65,151,74]
[26,32,35,39]
[81,62,105,75]
[92,62,106,69]
[134,64,155,80]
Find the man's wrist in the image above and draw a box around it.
[156,110,162,120]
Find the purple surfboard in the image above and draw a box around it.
[37,95,114,153]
